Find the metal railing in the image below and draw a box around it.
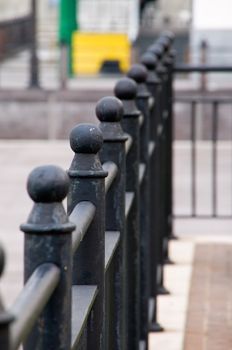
[0,10,39,88]
[174,65,232,218]
[0,33,175,350]
[0,15,33,60]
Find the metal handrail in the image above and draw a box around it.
[10,263,60,350]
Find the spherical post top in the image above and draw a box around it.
[162,31,175,43]
[27,165,69,203]
[147,44,163,59]
[96,96,123,122]
[114,77,137,100]
[127,64,148,83]
[70,123,103,154]
[141,52,158,70]
[157,36,170,51]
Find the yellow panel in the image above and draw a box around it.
[72,32,131,75]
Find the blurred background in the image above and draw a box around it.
[1,0,232,141]
[0,0,211,88]
[1,0,232,85]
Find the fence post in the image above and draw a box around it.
[67,124,107,350]
[114,77,140,350]
[0,311,14,350]
[127,64,152,348]
[161,34,176,240]
[20,165,75,349]
[140,51,164,332]
[155,43,174,264]
[29,0,39,88]
[147,43,172,291]
[96,96,127,350]
[0,246,14,350]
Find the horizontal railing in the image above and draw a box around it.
[175,64,232,73]
[0,32,175,350]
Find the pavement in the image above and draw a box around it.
[0,140,232,349]
[150,231,232,350]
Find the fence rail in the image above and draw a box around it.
[175,64,232,73]
[0,33,175,350]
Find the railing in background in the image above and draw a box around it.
[0,33,175,350]
[0,6,39,89]
[174,65,232,219]
[0,16,33,60]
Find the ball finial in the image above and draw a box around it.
[157,36,170,51]
[147,44,163,59]
[127,64,148,83]
[141,52,157,70]
[114,77,137,100]
[162,31,175,43]
[69,124,103,154]
[96,96,123,122]
[27,165,69,203]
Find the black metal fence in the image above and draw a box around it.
[174,65,232,218]
[0,10,39,88]
[0,33,175,350]
[0,16,33,61]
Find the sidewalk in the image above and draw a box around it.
[150,230,232,350]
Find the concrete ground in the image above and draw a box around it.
[0,140,232,349]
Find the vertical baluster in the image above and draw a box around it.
[126,64,152,349]
[96,96,128,350]
[114,77,140,350]
[141,52,164,332]
[67,124,107,350]
[212,101,218,217]
[191,101,197,217]
[21,165,75,350]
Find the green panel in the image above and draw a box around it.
[59,0,78,44]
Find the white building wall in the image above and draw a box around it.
[78,0,139,42]
[0,0,30,20]
[191,0,232,65]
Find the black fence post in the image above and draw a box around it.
[29,0,39,88]
[67,124,107,350]
[127,64,152,349]
[147,43,172,293]
[155,42,174,264]
[159,33,176,240]
[141,51,164,332]
[96,96,128,350]
[114,77,140,350]
[0,246,14,350]
[21,165,75,349]
[0,312,14,350]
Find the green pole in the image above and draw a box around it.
[59,0,78,44]
[59,0,78,74]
